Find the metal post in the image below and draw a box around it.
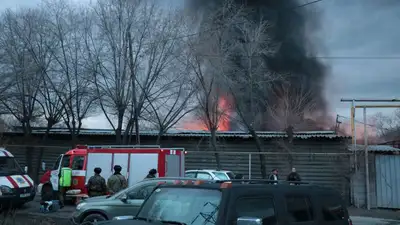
[364,107,370,209]
[351,100,357,171]
[248,153,252,179]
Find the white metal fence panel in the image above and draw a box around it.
[375,154,400,209]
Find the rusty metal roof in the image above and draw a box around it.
[349,144,400,152]
[10,128,350,139]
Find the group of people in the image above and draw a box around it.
[87,165,158,197]
[268,167,301,183]
[230,167,302,183]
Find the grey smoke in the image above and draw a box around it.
[186,0,328,131]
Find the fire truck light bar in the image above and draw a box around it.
[86,145,161,149]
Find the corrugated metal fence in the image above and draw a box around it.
[186,151,351,199]
[4,144,352,204]
[375,154,400,209]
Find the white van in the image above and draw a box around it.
[0,148,35,207]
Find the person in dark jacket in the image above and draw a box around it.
[107,165,128,194]
[87,167,107,197]
[287,167,301,184]
[268,169,279,181]
[145,169,157,179]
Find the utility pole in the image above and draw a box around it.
[341,98,400,210]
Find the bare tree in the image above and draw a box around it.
[268,81,317,132]
[374,109,400,142]
[143,68,196,144]
[7,6,66,180]
[267,81,317,169]
[181,0,242,169]
[89,0,183,144]
[0,9,44,176]
[44,0,97,144]
[86,0,141,144]
[224,15,280,178]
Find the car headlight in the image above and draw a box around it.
[76,202,86,211]
[0,185,14,196]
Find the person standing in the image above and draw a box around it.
[107,165,128,194]
[145,169,157,179]
[268,169,279,181]
[287,167,301,184]
[87,167,107,197]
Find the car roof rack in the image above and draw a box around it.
[215,179,310,185]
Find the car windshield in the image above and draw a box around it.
[137,187,222,225]
[0,157,24,176]
[212,172,229,180]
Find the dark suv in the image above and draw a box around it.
[99,180,352,225]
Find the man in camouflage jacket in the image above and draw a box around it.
[87,167,107,197]
[107,165,128,194]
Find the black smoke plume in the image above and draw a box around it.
[187,0,328,131]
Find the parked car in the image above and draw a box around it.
[69,177,206,224]
[103,179,352,225]
[184,169,235,180]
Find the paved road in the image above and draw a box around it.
[351,216,400,225]
[1,195,75,225]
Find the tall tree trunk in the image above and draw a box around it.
[210,128,221,170]
[34,123,52,183]
[249,129,267,178]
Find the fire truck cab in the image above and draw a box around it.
[40,145,185,201]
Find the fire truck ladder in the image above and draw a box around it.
[86,145,161,149]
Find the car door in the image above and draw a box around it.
[110,183,157,218]
[318,194,348,225]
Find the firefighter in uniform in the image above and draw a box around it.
[107,165,128,194]
[87,167,107,197]
[145,169,157,179]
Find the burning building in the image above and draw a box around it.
[184,0,329,131]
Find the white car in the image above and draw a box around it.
[184,169,235,180]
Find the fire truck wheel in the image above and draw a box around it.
[82,213,107,223]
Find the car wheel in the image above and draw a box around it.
[82,213,107,223]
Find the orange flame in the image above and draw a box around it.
[181,96,231,131]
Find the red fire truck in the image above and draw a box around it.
[39,145,185,201]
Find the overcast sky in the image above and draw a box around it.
[1,0,399,129]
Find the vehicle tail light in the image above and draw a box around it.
[348,218,352,225]
[194,180,205,185]
[220,182,232,188]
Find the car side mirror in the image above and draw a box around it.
[237,217,263,225]
[120,194,128,203]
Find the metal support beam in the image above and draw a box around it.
[355,105,400,108]
[341,98,400,102]
[341,97,400,210]
[363,107,370,210]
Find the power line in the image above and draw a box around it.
[176,53,400,60]
[139,0,325,47]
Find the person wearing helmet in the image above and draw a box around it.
[107,165,128,194]
[145,169,158,179]
[87,167,107,197]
